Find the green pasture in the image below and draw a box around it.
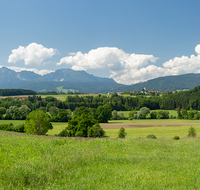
[108,119,200,124]
[1,134,200,189]
[104,125,200,138]
[48,122,68,135]
[0,120,24,125]
[117,110,178,117]
[49,119,200,137]
[1,119,200,138]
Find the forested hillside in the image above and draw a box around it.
[108,73,200,92]
[0,89,36,96]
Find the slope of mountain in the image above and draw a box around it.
[108,73,200,92]
[2,66,200,93]
[0,67,20,83]
[0,67,124,93]
[0,67,41,83]
[42,68,115,83]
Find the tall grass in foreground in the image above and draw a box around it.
[1,135,200,189]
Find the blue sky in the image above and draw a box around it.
[1,0,200,84]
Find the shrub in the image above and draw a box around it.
[118,127,127,138]
[173,136,180,140]
[181,109,188,119]
[88,123,105,138]
[145,114,151,119]
[193,112,200,120]
[0,123,14,131]
[16,124,25,132]
[188,126,196,137]
[75,131,85,137]
[150,111,157,119]
[137,107,150,119]
[57,129,68,137]
[112,110,118,120]
[128,110,137,120]
[146,134,157,139]
[156,110,169,119]
[118,113,125,120]
[188,110,194,120]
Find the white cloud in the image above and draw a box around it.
[8,43,57,66]
[57,45,200,84]
[0,65,54,76]
[57,47,158,84]
[195,44,200,55]
[162,44,200,74]
[6,44,200,85]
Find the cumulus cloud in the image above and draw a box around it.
[8,43,57,66]
[0,65,54,76]
[162,44,200,74]
[56,45,200,84]
[6,44,200,85]
[57,47,158,84]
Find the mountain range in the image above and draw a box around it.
[1,66,200,93]
[0,67,125,93]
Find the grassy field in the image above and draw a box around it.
[48,119,200,137]
[1,134,200,189]
[1,119,200,138]
[117,110,178,117]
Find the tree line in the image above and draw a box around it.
[1,86,200,121]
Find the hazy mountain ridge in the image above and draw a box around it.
[1,67,200,93]
[0,67,124,93]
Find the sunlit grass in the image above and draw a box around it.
[104,125,200,138]
[1,135,200,189]
[117,110,178,117]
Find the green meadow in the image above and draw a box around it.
[1,134,200,189]
[1,119,200,138]
[117,110,178,117]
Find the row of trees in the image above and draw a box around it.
[24,107,106,138]
[1,86,200,120]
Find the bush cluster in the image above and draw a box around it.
[181,109,200,120]
[188,126,196,137]
[130,107,169,120]
[0,123,25,132]
[146,134,157,139]
[118,127,127,138]
[173,136,180,140]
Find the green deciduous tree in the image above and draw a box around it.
[49,106,59,116]
[112,110,118,120]
[67,111,105,138]
[5,106,17,119]
[18,105,31,119]
[137,107,150,119]
[88,123,105,138]
[0,107,6,119]
[25,110,53,135]
[96,103,112,123]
